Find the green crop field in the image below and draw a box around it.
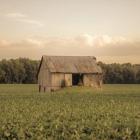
[0,84,140,140]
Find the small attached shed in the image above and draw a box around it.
[37,56,103,92]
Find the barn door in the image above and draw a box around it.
[64,74,72,87]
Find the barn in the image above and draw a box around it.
[37,56,103,92]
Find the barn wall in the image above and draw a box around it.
[38,60,51,91]
[64,74,72,87]
[50,73,72,91]
[51,73,65,90]
[83,74,102,88]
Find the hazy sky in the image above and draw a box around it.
[0,0,140,63]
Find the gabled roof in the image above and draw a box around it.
[38,55,102,74]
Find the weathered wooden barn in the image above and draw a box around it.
[37,56,103,92]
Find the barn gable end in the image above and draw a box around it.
[38,57,51,91]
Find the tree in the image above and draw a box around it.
[136,70,140,84]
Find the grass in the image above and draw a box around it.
[0,84,140,140]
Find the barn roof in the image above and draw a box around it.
[39,55,102,74]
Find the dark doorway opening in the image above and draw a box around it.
[72,74,83,86]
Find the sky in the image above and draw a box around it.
[0,0,140,63]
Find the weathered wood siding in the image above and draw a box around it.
[83,74,102,88]
[50,73,72,90]
[64,74,72,86]
[51,73,65,90]
[38,60,51,91]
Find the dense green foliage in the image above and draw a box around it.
[0,58,139,84]
[98,62,140,84]
[0,58,39,84]
[0,84,140,140]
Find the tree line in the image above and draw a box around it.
[0,58,139,84]
[0,58,39,84]
[98,62,140,84]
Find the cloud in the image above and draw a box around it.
[5,12,44,27]
[76,34,127,47]
[0,34,140,63]
[24,38,42,46]
[0,40,11,46]
[6,12,26,18]
[18,19,44,27]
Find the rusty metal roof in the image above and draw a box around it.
[41,55,102,74]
